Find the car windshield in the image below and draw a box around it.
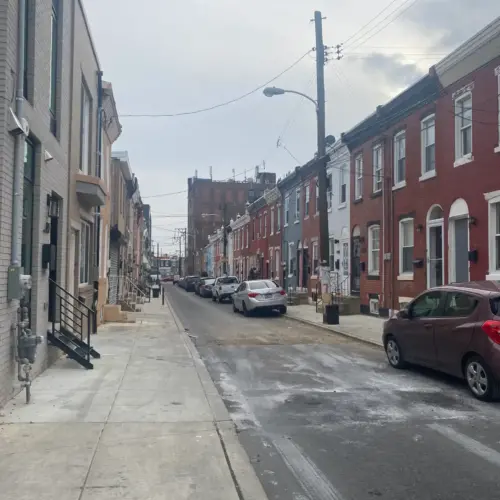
[249,280,278,290]
[204,279,216,285]
[491,296,500,315]
[219,277,238,284]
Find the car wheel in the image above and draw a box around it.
[212,295,216,302]
[242,302,250,317]
[233,300,238,313]
[279,306,287,315]
[465,355,497,402]
[385,336,406,369]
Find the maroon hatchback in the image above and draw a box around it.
[383,281,500,401]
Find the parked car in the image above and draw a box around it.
[177,277,186,289]
[232,279,287,316]
[185,276,200,292]
[383,281,500,401]
[194,277,204,295]
[173,274,180,285]
[212,276,239,303]
[199,278,216,298]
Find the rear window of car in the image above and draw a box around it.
[491,296,500,316]
[204,279,216,285]
[249,280,278,290]
[219,277,238,284]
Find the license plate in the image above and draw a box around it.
[264,294,272,299]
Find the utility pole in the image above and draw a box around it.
[314,11,330,281]
[175,228,186,277]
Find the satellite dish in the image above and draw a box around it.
[325,135,336,146]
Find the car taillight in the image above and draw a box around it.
[279,290,286,295]
[481,320,500,344]
[248,292,259,298]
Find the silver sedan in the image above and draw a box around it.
[232,280,287,316]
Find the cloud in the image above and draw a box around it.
[403,0,499,50]
[359,52,424,87]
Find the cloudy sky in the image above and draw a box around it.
[84,0,497,252]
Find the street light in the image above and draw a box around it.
[263,87,318,110]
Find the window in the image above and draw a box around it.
[373,145,383,192]
[491,202,500,273]
[23,0,31,100]
[315,180,319,214]
[342,242,349,276]
[410,291,445,318]
[368,225,380,275]
[444,292,478,317]
[284,196,290,225]
[327,173,332,209]
[246,226,249,248]
[79,221,91,284]
[329,238,335,269]
[393,131,406,186]
[80,82,92,174]
[275,249,280,276]
[277,205,281,231]
[339,165,347,204]
[496,66,500,147]
[355,155,363,200]
[49,0,59,135]
[295,188,300,220]
[259,216,262,239]
[264,213,267,237]
[305,184,310,217]
[455,92,472,160]
[312,243,318,275]
[399,219,414,276]
[421,115,436,175]
[270,209,274,235]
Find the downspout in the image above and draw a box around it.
[65,0,76,292]
[10,0,27,275]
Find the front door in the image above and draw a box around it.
[453,218,469,283]
[351,237,361,295]
[48,208,59,322]
[427,223,443,288]
[302,248,309,289]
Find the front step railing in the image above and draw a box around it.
[48,279,99,369]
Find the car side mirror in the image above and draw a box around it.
[399,308,411,319]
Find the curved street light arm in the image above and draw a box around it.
[281,90,318,110]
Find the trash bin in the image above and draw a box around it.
[323,304,339,325]
[152,287,160,299]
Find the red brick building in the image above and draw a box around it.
[265,188,283,283]
[248,198,270,278]
[343,19,500,316]
[230,212,250,282]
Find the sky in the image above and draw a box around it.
[83,0,498,253]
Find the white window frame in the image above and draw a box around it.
[80,83,91,175]
[79,221,91,285]
[246,226,249,248]
[284,196,289,226]
[368,225,380,276]
[355,155,363,200]
[312,242,319,276]
[329,237,335,269]
[270,208,274,235]
[393,130,406,189]
[275,249,280,276]
[304,183,310,218]
[288,242,295,277]
[495,66,500,153]
[295,188,300,221]
[485,190,500,280]
[339,165,347,206]
[372,145,383,193]
[454,91,473,166]
[420,114,436,181]
[327,173,332,210]
[399,218,414,279]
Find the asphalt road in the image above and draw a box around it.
[165,283,500,500]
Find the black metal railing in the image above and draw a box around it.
[330,272,350,306]
[49,279,96,362]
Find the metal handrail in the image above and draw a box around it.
[124,276,148,300]
[49,278,94,314]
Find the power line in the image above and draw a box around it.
[119,50,312,118]
[143,189,187,199]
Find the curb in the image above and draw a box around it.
[285,313,384,348]
[164,291,269,500]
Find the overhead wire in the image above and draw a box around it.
[119,50,312,118]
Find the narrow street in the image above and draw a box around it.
[166,283,500,500]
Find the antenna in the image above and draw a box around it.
[232,168,235,181]
[262,160,266,171]
[255,165,259,179]
[209,166,212,180]
[195,169,198,178]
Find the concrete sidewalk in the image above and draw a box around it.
[286,304,385,347]
[0,298,267,500]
